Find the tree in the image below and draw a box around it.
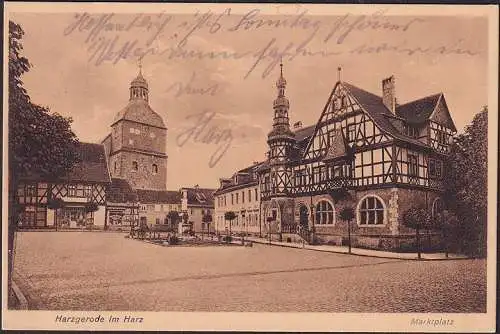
[446,106,488,257]
[202,213,213,239]
[224,211,236,240]
[402,207,431,259]
[434,210,460,258]
[339,207,355,254]
[167,210,180,230]
[8,21,80,302]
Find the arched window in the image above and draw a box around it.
[358,195,385,225]
[432,198,444,218]
[152,164,158,174]
[315,200,334,225]
[132,161,138,171]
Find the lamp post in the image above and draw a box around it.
[241,211,246,244]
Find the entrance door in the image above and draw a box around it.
[299,205,309,228]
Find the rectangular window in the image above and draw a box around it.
[428,159,436,177]
[231,194,234,205]
[68,185,77,197]
[347,124,356,142]
[407,126,419,138]
[254,188,258,201]
[236,193,239,204]
[26,184,36,197]
[435,160,443,178]
[156,218,160,224]
[248,190,252,202]
[313,167,321,183]
[408,154,418,177]
[242,191,245,203]
[83,185,92,197]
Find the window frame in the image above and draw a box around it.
[356,195,386,226]
[314,199,335,225]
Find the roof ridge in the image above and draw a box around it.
[397,92,442,108]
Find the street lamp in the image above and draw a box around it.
[241,211,246,244]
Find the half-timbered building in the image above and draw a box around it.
[16,142,111,229]
[257,65,456,249]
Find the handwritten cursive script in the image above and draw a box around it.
[176,111,233,167]
[166,72,220,98]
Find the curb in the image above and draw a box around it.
[11,280,28,310]
[246,238,470,261]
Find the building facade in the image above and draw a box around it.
[137,189,182,228]
[217,64,456,250]
[105,178,140,231]
[214,164,261,236]
[102,68,168,191]
[16,142,111,229]
[180,186,216,234]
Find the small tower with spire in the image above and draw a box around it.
[130,59,149,102]
[267,59,295,196]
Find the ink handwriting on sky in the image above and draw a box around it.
[165,72,220,98]
[176,110,233,168]
[63,9,479,79]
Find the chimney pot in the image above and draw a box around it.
[382,76,396,114]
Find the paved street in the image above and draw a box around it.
[14,232,486,312]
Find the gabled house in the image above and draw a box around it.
[16,142,111,229]
[256,66,457,249]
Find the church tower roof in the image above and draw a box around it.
[112,66,166,129]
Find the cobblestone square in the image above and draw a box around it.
[13,232,486,312]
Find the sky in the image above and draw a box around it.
[9,6,489,190]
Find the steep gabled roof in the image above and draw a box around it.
[107,178,138,203]
[396,93,441,124]
[342,82,427,147]
[137,189,181,204]
[66,142,111,184]
[294,125,315,142]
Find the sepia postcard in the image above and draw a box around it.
[2,2,498,332]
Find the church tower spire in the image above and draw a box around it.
[130,59,149,102]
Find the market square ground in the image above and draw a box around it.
[13,232,485,312]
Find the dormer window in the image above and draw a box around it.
[196,192,207,203]
[406,125,419,138]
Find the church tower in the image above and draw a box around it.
[267,61,295,196]
[102,67,168,190]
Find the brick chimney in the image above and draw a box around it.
[382,76,396,113]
